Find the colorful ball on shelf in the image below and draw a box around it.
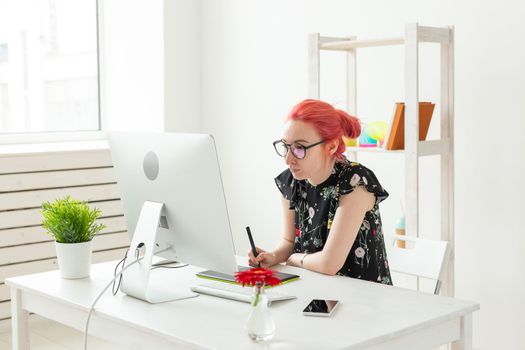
[358,121,388,147]
[358,132,377,147]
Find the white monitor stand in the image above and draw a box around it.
[120,201,199,303]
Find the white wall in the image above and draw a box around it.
[197,1,525,349]
[164,0,201,133]
[101,0,201,132]
[101,0,164,131]
[101,1,525,348]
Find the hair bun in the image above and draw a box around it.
[336,110,361,139]
[287,99,362,160]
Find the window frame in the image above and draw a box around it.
[0,0,105,146]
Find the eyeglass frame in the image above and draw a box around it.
[272,139,325,159]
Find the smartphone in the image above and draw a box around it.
[302,299,340,317]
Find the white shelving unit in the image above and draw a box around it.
[308,23,455,296]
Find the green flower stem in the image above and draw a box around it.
[252,291,260,307]
[251,282,263,307]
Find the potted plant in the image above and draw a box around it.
[41,196,106,279]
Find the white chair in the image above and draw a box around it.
[384,234,449,295]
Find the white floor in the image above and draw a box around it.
[0,315,128,350]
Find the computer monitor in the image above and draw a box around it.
[109,132,238,303]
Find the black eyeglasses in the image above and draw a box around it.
[273,139,324,159]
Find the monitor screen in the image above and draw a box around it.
[109,132,238,275]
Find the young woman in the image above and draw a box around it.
[248,99,392,285]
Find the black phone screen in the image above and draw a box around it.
[303,299,339,314]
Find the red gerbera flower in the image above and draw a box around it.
[234,267,281,287]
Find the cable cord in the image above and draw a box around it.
[83,255,142,350]
[151,262,189,270]
[111,250,128,295]
[84,246,173,350]
[111,254,187,295]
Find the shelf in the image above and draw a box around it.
[320,37,404,50]
[310,23,454,296]
[346,140,450,157]
[346,146,403,154]
[417,140,449,156]
[318,26,451,51]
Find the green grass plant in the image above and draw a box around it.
[41,196,106,243]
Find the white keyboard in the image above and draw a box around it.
[191,282,296,303]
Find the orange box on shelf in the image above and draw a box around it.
[384,102,435,150]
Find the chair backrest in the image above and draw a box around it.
[384,234,449,294]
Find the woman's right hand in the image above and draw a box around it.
[247,247,279,268]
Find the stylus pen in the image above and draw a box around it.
[246,226,261,267]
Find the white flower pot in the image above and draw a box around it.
[55,240,93,279]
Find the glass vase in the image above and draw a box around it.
[245,282,275,342]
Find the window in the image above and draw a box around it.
[0,0,100,134]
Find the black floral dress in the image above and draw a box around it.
[275,159,392,285]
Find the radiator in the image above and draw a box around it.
[0,148,130,320]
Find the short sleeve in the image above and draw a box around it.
[338,163,389,205]
[275,169,297,209]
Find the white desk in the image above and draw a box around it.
[6,258,479,350]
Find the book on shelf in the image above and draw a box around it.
[383,102,435,150]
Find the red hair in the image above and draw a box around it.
[287,99,361,159]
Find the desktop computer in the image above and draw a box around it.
[109,132,239,303]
